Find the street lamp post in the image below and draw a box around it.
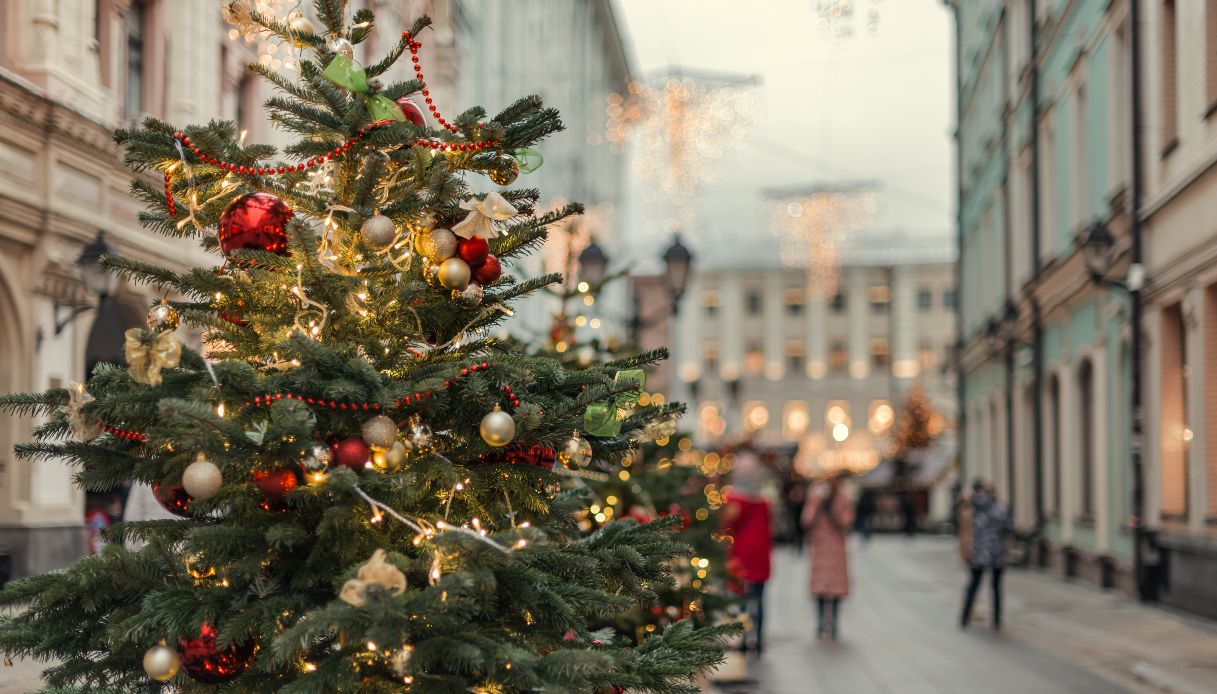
[40,231,118,348]
[1081,220,1150,601]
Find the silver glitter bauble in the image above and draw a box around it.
[329,37,354,58]
[143,643,181,682]
[559,431,593,469]
[479,406,515,447]
[419,228,458,262]
[456,282,483,306]
[409,417,434,451]
[287,16,316,46]
[360,215,398,249]
[361,415,399,451]
[302,443,331,471]
[438,257,471,291]
[181,455,223,501]
[146,301,180,331]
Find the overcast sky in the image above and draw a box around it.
[613,0,955,271]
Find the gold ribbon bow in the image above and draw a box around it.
[124,328,181,386]
[339,549,407,607]
[66,381,100,442]
[452,192,518,240]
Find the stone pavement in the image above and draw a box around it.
[708,537,1217,694]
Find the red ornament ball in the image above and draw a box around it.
[217,192,293,258]
[330,437,371,472]
[395,97,427,127]
[152,482,193,517]
[178,622,255,685]
[252,468,299,510]
[472,254,501,285]
[457,237,489,266]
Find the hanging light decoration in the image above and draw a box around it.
[224,1,312,73]
[816,0,886,39]
[770,187,877,298]
[605,74,757,216]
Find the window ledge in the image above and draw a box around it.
[1162,137,1180,159]
[1206,100,1217,121]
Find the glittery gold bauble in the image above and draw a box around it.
[438,257,471,291]
[147,300,180,331]
[143,643,181,682]
[479,406,515,447]
[418,228,459,262]
[559,431,593,469]
[360,214,398,249]
[287,16,316,47]
[488,155,520,186]
[360,415,399,451]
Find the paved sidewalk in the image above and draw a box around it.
[708,537,1217,694]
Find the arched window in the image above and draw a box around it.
[1048,374,1061,514]
[1077,359,1095,518]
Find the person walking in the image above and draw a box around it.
[854,487,876,542]
[721,445,773,654]
[959,479,1012,630]
[801,472,854,640]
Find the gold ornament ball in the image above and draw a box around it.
[181,456,223,501]
[360,215,398,249]
[419,227,458,262]
[329,37,354,58]
[383,440,410,471]
[488,156,520,186]
[287,16,316,47]
[361,415,399,451]
[479,407,515,447]
[438,257,471,291]
[143,643,181,682]
[560,431,593,469]
[147,301,180,331]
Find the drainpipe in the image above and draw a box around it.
[950,1,967,491]
[999,6,1018,521]
[1128,0,1149,602]
[1028,0,1047,560]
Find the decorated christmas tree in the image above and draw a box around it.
[893,383,938,456]
[0,5,728,693]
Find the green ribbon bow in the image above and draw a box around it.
[322,55,407,123]
[583,369,646,437]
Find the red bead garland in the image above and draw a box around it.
[164,171,176,217]
[403,32,458,134]
[97,421,149,442]
[172,123,393,180]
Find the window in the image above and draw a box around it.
[124,0,147,119]
[942,288,957,310]
[868,400,894,434]
[870,338,890,370]
[237,74,258,134]
[703,342,719,378]
[830,292,846,313]
[917,287,934,312]
[1161,303,1188,517]
[784,287,805,316]
[703,290,720,317]
[1073,84,1089,229]
[786,339,804,374]
[744,340,764,376]
[1077,359,1095,518]
[918,341,938,371]
[743,401,769,433]
[1161,0,1179,152]
[829,341,848,374]
[869,284,890,314]
[745,290,762,315]
[1047,375,1062,514]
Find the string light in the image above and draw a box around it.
[771,188,877,298]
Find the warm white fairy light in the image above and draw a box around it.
[606,76,755,209]
[770,188,876,297]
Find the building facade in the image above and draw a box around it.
[952,0,1137,590]
[672,236,957,478]
[0,0,630,580]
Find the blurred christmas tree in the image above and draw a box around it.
[0,4,729,692]
[893,383,938,456]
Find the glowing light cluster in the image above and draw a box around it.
[226,1,307,73]
[771,189,877,297]
[816,0,886,39]
[606,77,756,210]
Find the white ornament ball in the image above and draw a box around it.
[302,443,331,471]
[329,37,354,58]
[479,407,515,447]
[420,228,459,262]
[559,432,593,469]
[438,257,471,291]
[143,643,181,682]
[181,457,223,501]
[360,215,398,249]
[456,282,483,306]
[361,415,399,451]
[287,16,316,46]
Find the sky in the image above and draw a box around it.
[613,0,955,271]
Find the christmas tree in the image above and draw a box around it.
[0,6,728,693]
[893,383,938,456]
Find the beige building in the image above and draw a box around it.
[672,235,957,464]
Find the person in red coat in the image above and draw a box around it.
[720,446,773,654]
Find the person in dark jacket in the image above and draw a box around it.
[959,479,1012,630]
